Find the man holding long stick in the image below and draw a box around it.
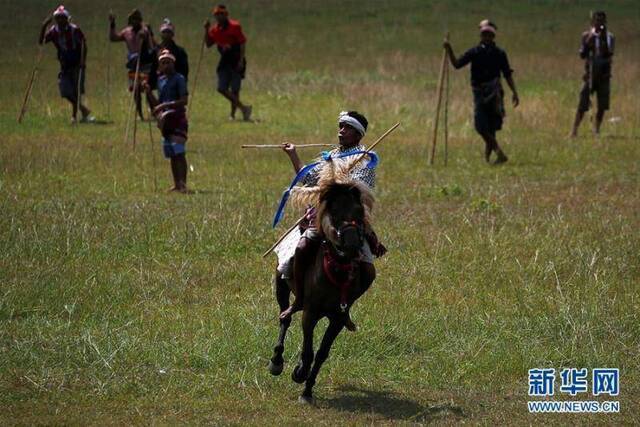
[109,9,156,121]
[570,11,614,138]
[142,50,190,193]
[444,20,519,164]
[149,19,189,92]
[39,5,94,124]
[276,111,387,329]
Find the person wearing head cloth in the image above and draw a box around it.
[109,9,157,120]
[149,19,189,91]
[444,20,520,164]
[276,111,387,330]
[203,4,252,121]
[38,5,95,124]
[142,49,190,193]
[570,11,615,137]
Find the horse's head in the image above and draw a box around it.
[290,158,375,260]
[318,184,366,259]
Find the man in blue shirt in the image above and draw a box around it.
[444,20,519,164]
[143,49,190,193]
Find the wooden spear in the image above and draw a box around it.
[76,40,85,120]
[17,46,45,123]
[430,32,449,165]
[262,122,400,258]
[443,55,450,166]
[124,54,141,148]
[241,143,335,149]
[188,38,206,114]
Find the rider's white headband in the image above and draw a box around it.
[338,111,366,136]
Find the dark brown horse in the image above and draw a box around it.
[268,161,376,404]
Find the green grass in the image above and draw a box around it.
[2,0,639,424]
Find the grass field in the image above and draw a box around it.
[2,0,639,424]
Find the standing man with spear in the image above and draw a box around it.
[142,49,190,193]
[444,20,519,164]
[39,5,95,125]
[275,111,388,329]
[109,9,156,121]
[149,19,189,92]
[204,4,252,121]
[570,11,615,138]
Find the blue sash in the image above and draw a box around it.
[272,150,378,227]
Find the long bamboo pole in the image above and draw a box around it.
[262,122,400,258]
[443,57,450,166]
[188,38,206,114]
[429,33,449,165]
[76,41,85,120]
[17,46,45,123]
[106,11,112,121]
[241,143,334,149]
[124,54,141,148]
[147,119,158,192]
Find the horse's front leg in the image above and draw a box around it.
[292,309,318,384]
[299,315,345,404]
[269,273,292,376]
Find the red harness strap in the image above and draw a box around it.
[322,244,356,312]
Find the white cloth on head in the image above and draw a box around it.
[53,5,70,17]
[339,111,366,136]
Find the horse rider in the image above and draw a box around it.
[277,111,387,330]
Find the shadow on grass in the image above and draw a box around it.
[321,385,465,423]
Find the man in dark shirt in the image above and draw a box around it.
[570,11,615,137]
[444,21,519,164]
[149,19,189,91]
[38,5,94,124]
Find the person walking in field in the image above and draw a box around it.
[109,9,156,120]
[142,50,190,193]
[149,19,189,91]
[444,20,519,164]
[204,4,252,121]
[570,11,615,138]
[39,5,95,124]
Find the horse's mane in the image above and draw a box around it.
[289,159,374,228]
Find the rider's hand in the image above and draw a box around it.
[512,93,520,108]
[281,142,297,157]
[372,242,387,258]
[153,103,167,114]
[108,13,115,24]
[443,40,452,50]
[204,19,211,30]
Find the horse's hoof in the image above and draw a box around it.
[298,394,315,405]
[268,360,284,376]
[291,365,308,384]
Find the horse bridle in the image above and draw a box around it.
[333,220,365,259]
